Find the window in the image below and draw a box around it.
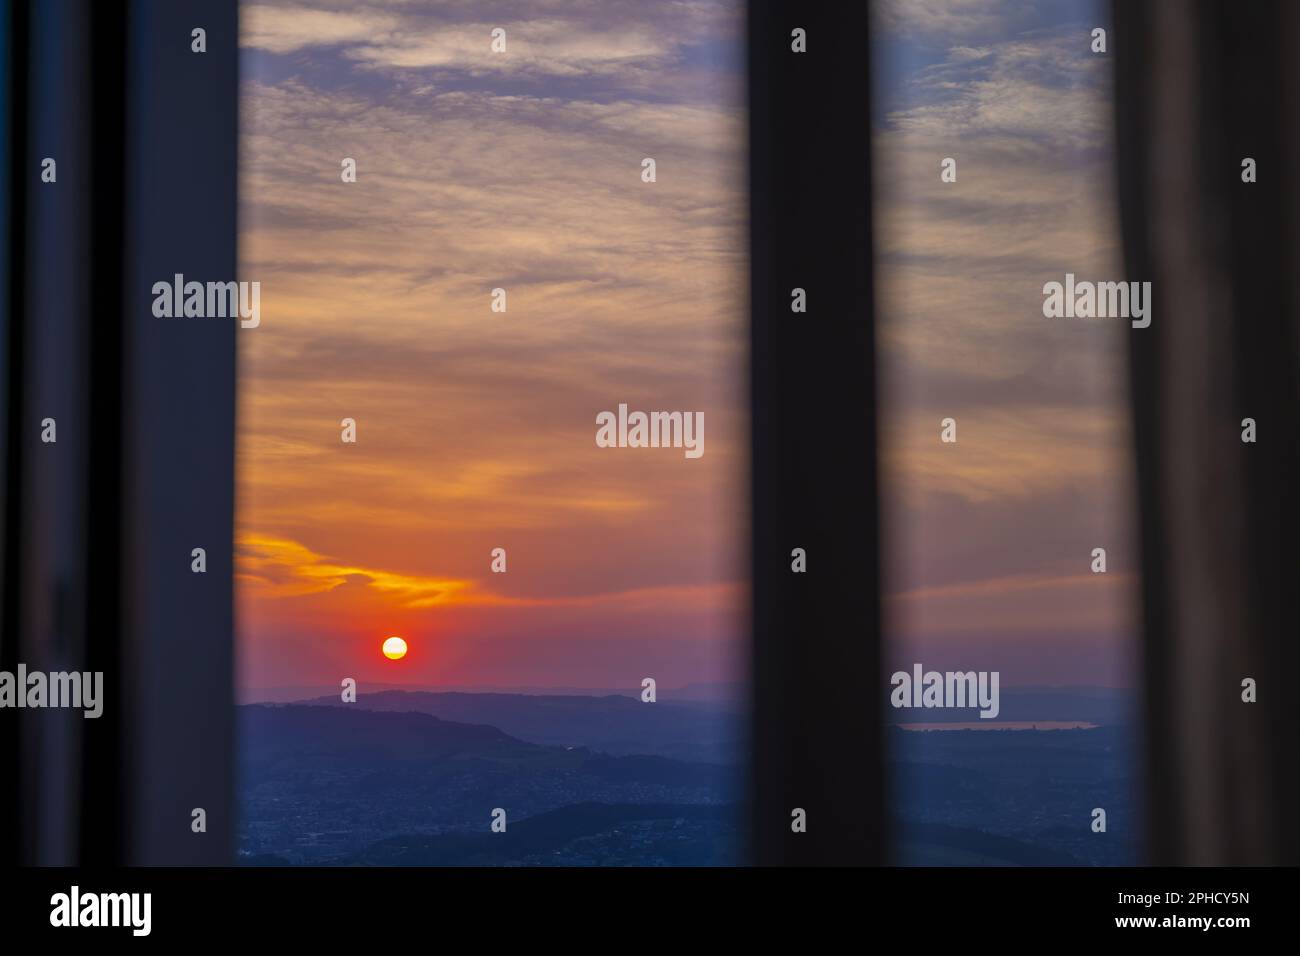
[236,0,748,866]
[871,1,1142,865]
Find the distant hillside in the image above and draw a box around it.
[242,702,538,769]
[237,704,736,865]
[885,685,1134,726]
[299,689,742,763]
[890,724,1139,866]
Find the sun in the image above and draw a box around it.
[382,636,408,660]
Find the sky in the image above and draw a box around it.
[236,0,1137,697]
[872,0,1139,687]
[236,0,747,693]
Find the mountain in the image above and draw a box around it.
[298,689,742,763]
[238,704,736,865]
[242,702,539,768]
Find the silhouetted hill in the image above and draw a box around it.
[242,703,539,771]
[300,689,742,763]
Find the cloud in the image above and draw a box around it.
[237,532,740,613]
[242,6,401,54]
[242,1,740,83]
[885,35,1110,152]
[238,533,477,606]
[883,405,1130,505]
[874,0,1092,46]
[875,0,1018,41]
[886,569,1133,636]
[347,20,674,76]
[873,23,1123,466]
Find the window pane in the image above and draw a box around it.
[872,0,1142,866]
[237,0,748,866]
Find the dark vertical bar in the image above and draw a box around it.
[2,0,237,865]
[1111,0,1167,869]
[1216,0,1300,868]
[0,0,30,867]
[19,0,97,866]
[1115,0,1300,864]
[122,0,237,864]
[749,1,884,864]
[80,0,128,865]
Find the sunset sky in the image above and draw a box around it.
[236,0,1137,698]
[236,0,747,693]
[873,0,1138,687]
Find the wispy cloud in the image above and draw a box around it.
[238,532,739,612]
[875,0,1089,46]
[886,34,1109,151]
[242,6,401,54]
[238,533,476,607]
[243,1,740,84]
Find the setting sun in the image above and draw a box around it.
[382,636,407,660]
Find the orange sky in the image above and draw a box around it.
[236,1,748,692]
